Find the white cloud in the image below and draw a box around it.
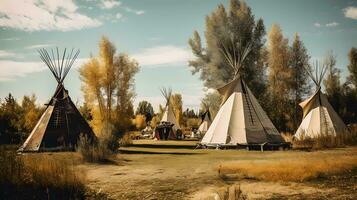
[344,6,357,20]
[0,0,102,32]
[1,37,20,41]
[0,58,89,81]
[314,22,339,28]
[100,0,121,9]
[124,7,145,15]
[116,13,123,19]
[314,23,321,27]
[26,44,53,49]
[133,45,192,67]
[0,60,46,81]
[326,22,339,27]
[0,50,16,58]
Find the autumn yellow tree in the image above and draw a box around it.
[79,36,139,138]
[267,24,292,131]
[170,93,183,127]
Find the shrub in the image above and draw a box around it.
[119,133,133,147]
[77,134,112,163]
[0,147,85,199]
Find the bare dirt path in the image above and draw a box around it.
[81,142,357,199]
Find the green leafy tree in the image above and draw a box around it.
[188,0,267,98]
[135,101,154,119]
[290,33,311,130]
[347,47,357,88]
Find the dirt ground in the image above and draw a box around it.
[80,140,357,200]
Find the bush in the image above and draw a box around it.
[119,133,133,147]
[77,134,112,163]
[0,147,85,199]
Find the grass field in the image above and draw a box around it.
[2,140,357,199]
[82,140,357,199]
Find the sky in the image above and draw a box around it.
[0,0,356,112]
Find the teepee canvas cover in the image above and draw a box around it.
[201,76,284,146]
[295,64,347,138]
[18,48,96,152]
[198,109,212,134]
[200,40,284,147]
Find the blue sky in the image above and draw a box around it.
[0,0,356,112]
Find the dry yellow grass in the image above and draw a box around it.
[218,154,357,182]
[0,147,85,199]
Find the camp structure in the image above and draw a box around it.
[200,40,285,148]
[198,104,212,135]
[295,62,347,139]
[154,88,180,140]
[18,48,96,152]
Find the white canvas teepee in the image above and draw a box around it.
[160,88,180,131]
[295,63,347,139]
[198,106,212,134]
[201,41,284,146]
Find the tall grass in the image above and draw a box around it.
[0,147,85,199]
[282,126,357,150]
[218,155,357,182]
[77,134,112,163]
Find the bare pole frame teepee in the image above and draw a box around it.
[38,48,80,85]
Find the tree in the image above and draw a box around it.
[20,94,42,133]
[267,24,292,131]
[188,0,267,98]
[289,33,311,130]
[170,93,183,126]
[323,51,342,114]
[347,47,357,88]
[200,91,222,119]
[79,36,139,138]
[134,115,146,130]
[135,101,154,122]
[0,94,22,143]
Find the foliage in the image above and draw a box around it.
[0,94,42,144]
[188,0,267,98]
[76,134,112,163]
[134,114,147,130]
[79,36,139,138]
[135,101,154,122]
[347,47,357,87]
[170,93,183,126]
[0,147,85,199]
[200,91,222,119]
[290,33,312,130]
[119,133,133,147]
[150,115,160,128]
[267,24,293,131]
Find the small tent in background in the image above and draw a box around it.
[18,48,96,152]
[201,40,285,147]
[198,104,212,135]
[295,62,347,139]
[154,88,180,140]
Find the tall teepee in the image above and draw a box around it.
[201,40,284,147]
[295,62,347,139]
[198,103,212,134]
[18,48,96,152]
[160,88,180,130]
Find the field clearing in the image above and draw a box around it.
[79,141,357,199]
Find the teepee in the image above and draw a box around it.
[18,48,96,152]
[154,88,180,140]
[201,40,284,147]
[198,103,212,134]
[295,62,347,139]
